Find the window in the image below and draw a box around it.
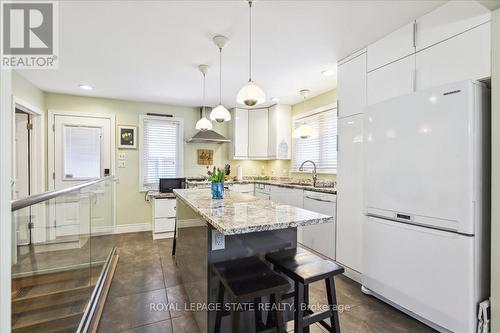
[63,125,101,179]
[140,115,183,190]
[292,109,337,173]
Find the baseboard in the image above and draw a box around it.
[114,223,151,234]
[152,231,174,240]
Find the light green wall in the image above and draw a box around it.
[12,71,45,110]
[44,93,233,226]
[269,89,337,180]
[491,7,500,332]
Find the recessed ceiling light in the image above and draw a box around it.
[78,84,94,90]
[271,97,280,103]
[321,69,336,77]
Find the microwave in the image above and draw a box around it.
[159,178,186,193]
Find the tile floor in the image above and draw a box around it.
[98,232,436,333]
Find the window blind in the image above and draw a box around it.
[141,117,181,189]
[292,109,337,173]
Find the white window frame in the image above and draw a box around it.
[292,104,337,174]
[139,114,184,192]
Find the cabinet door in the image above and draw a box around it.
[415,23,491,91]
[367,22,415,72]
[155,217,175,233]
[268,104,292,159]
[415,1,490,52]
[154,199,176,218]
[336,114,363,273]
[248,108,269,158]
[367,54,415,105]
[231,108,248,159]
[337,53,367,118]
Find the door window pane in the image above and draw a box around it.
[64,126,101,179]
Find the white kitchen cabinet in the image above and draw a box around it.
[367,54,415,105]
[152,198,176,240]
[268,104,292,159]
[255,183,271,200]
[337,52,367,118]
[336,114,363,276]
[248,108,269,159]
[367,22,415,72]
[302,191,336,260]
[230,108,249,159]
[231,183,254,194]
[270,186,303,207]
[415,22,491,91]
[415,1,491,52]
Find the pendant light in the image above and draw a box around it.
[293,89,317,139]
[210,35,231,123]
[195,64,213,131]
[237,0,266,107]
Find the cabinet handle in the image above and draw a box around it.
[305,196,334,203]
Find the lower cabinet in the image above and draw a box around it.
[230,183,254,194]
[152,198,176,240]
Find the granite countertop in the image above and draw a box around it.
[186,179,336,194]
[173,188,334,235]
[147,191,176,199]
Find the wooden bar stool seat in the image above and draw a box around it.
[213,256,290,333]
[266,248,344,333]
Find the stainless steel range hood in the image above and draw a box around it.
[186,107,231,144]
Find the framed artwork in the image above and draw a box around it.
[197,149,213,165]
[118,125,137,149]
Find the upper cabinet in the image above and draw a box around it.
[248,108,269,159]
[230,108,249,160]
[415,1,491,51]
[367,22,415,72]
[230,105,291,160]
[268,104,292,159]
[337,51,367,118]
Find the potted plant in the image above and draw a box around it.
[207,165,229,199]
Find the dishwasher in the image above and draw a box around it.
[300,190,336,260]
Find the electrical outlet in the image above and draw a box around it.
[211,229,225,250]
[118,152,126,160]
[118,160,126,168]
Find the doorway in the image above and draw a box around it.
[48,111,115,238]
[14,110,31,245]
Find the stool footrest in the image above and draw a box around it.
[304,309,334,331]
[303,308,334,327]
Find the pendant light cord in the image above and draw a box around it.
[219,47,223,104]
[248,0,252,82]
[202,72,206,117]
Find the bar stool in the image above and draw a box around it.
[265,247,344,333]
[213,256,290,333]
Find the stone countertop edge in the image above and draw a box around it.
[173,189,334,236]
[186,179,337,194]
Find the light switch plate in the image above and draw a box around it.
[211,229,225,250]
[118,160,126,168]
[118,152,126,160]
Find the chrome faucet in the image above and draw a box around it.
[299,160,317,187]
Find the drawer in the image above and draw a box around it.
[154,217,175,233]
[254,183,271,193]
[232,183,254,193]
[303,191,336,203]
[154,198,176,218]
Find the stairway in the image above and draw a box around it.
[11,265,102,333]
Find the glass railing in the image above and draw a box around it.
[11,177,117,333]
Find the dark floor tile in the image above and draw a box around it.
[98,289,170,333]
[119,320,173,333]
[109,265,165,298]
[162,261,182,288]
[171,315,200,333]
[166,285,190,319]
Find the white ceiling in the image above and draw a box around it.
[18,0,445,107]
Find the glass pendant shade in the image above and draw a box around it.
[237,80,266,106]
[195,116,213,131]
[210,104,231,123]
[293,124,317,139]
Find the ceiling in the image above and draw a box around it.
[18,0,445,107]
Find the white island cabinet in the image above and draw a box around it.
[152,198,176,240]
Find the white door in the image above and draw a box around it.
[336,114,363,272]
[337,53,367,118]
[14,112,31,245]
[52,114,112,237]
[248,108,269,159]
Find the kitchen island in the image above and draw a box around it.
[172,188,334,333]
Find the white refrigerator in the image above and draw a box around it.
[362,80,490,333]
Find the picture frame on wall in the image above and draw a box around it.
[117,125,137,149]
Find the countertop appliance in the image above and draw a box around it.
[362,80,490,333]
[159,178,186,193]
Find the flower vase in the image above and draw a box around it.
[211,182,224,199]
